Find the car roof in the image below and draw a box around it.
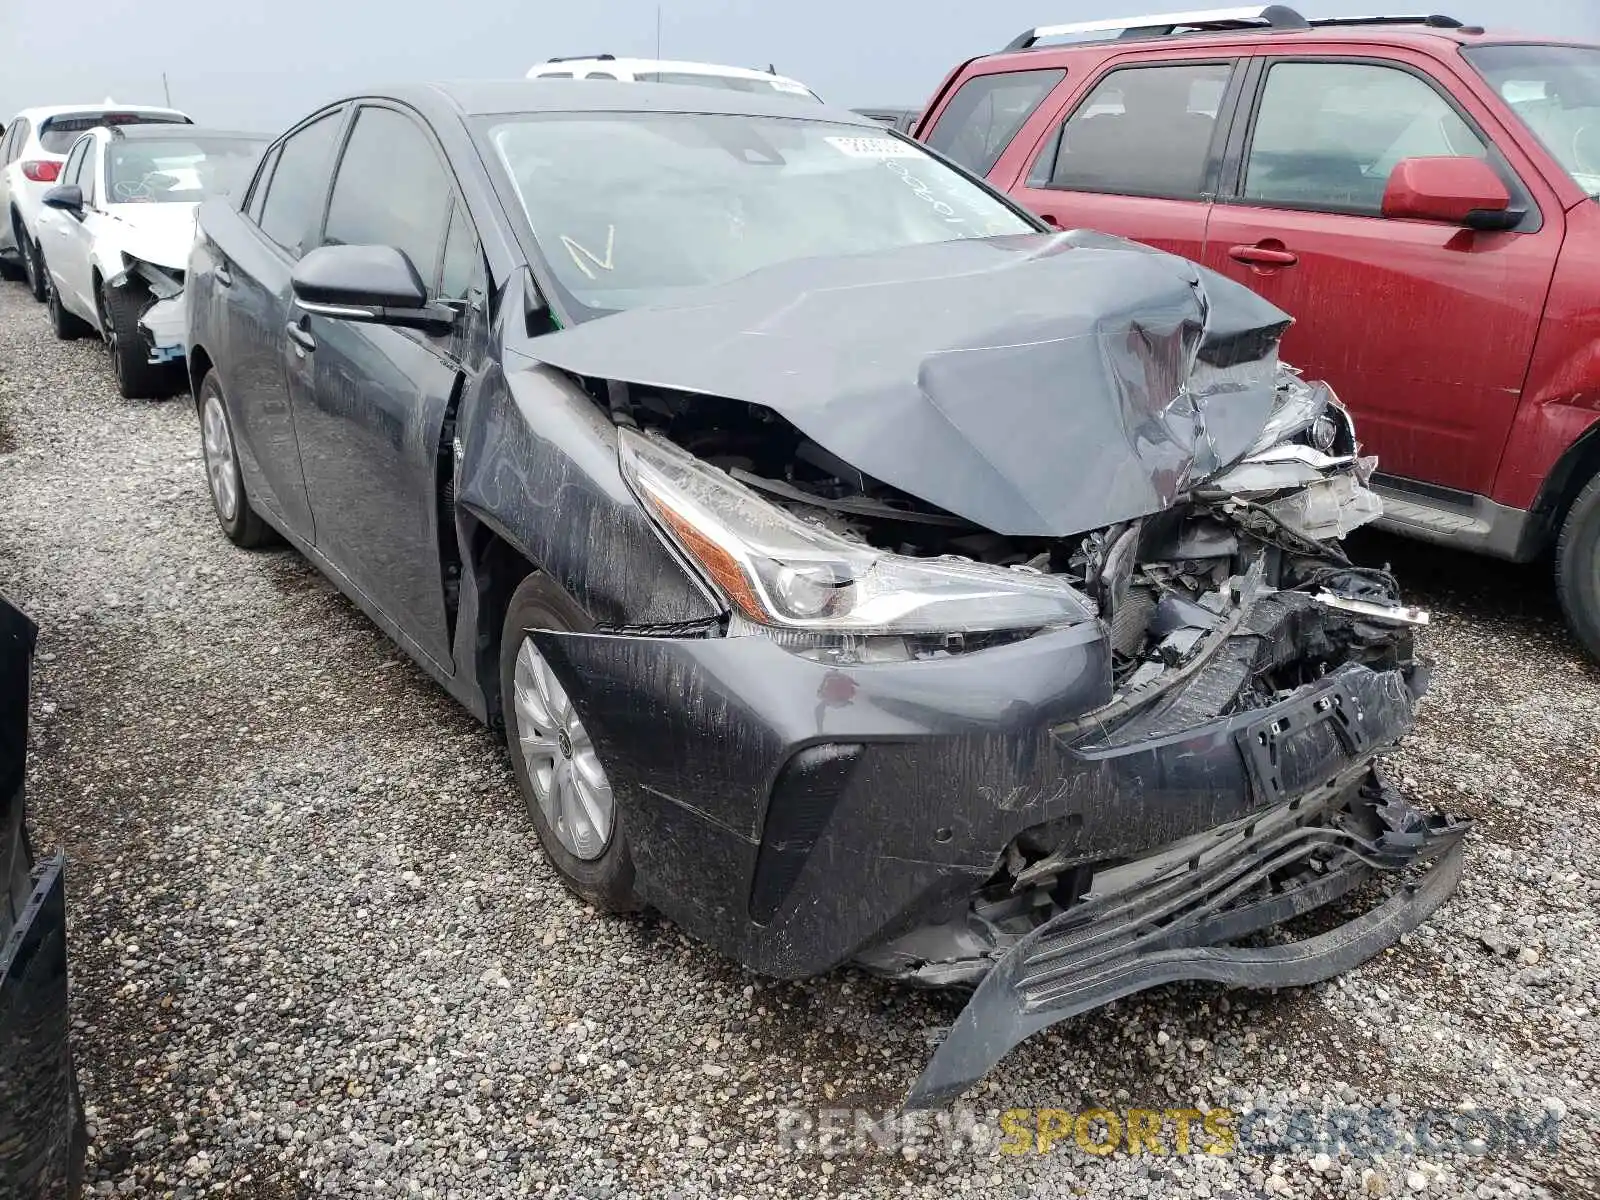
[9,103,189,123]
[341,80,874,125]
[971,24,1598,72]
[530,57,811,85]
[105,125,268,142]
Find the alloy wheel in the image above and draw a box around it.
[512,637,614,861]
[201,393,239,523]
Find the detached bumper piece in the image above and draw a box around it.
[137,294,186,365]
[905,779,1469,1109]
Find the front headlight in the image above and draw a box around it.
[618,428,1094,635]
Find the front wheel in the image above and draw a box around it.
[197,370,274,548]
[500,575,639,913]
[1557,474,1600,663]
[98,280,176,399]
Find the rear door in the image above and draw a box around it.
[287,102,477,669]
[1001,55,1243,262]
[1202,52,1564,495]
[218,108,347,539]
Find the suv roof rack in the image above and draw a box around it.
[1004,7,1465,51]
[545,53,616,63]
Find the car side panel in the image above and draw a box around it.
[1494,198,1600,514]
[191,202,316,538]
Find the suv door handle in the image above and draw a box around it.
[214,264,233,288]
[1228,243,1299,268]
[286,318,316,354]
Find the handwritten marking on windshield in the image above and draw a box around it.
[561,226,616,279]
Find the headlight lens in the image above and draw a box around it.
[619,428,1094,635]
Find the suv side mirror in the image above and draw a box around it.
[291,244,457,334]
[42,184,84,216]
[1382,157,1523,232]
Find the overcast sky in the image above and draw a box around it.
[4,0,1599,131]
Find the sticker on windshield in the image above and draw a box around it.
[823,135,922,159]
[770,79,814,96]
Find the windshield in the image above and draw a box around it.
[1466,44,1600,197]
[633,71,821,101]
[107,136,267,204]
[486,112,1032,318]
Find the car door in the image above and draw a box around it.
[286,102,473,670]
[1202,54,1564,496]
[220,108,347,540]
[54,137,99,319]
[1001,57,1241,262]
[35,137,87,294]
[0,121,20,254]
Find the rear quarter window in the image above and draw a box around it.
[924,68,1065,176]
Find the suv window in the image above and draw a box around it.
[1027,62,1232,197]
[257,113,342,258]
[1244,61,1489,212]
[925,69,1065,176]
[244,145,280,223]
[4,119,30,163]
[323,106,454,288]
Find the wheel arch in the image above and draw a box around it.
[1532,422,1600,554]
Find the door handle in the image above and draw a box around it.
[1039,212,1062,229]
[286,318,316,354]
[1228,243,1299,268]
[214,264,233,288]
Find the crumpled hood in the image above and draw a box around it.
[531,230,1294,538]
[104,202,199,272]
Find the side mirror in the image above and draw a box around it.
[42,184,84,215]
[291,244,457,334]
[1382,157,1523,232]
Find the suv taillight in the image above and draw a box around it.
[21,161,61,183]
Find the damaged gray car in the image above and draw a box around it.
[186,81,1468,1106]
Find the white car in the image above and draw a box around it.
[527,56,821,101]
[33,124,267,398]
[0,103,191,301]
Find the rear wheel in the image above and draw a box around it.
[197,369,274,548]
[98,279,176,400]
[500,574,639,913]
[21,229,45,302]
[43,254,91,340]
[1556,473,1600,662]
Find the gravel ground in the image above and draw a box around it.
[0,276,1596,1200]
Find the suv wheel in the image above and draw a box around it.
[21,231,46,302]
[1556,472,1600,662]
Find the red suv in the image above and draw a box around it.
[915,7,1600,658]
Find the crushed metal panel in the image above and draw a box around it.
[528,230,1294,538]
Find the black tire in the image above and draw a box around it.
[1556,472,1600,662]
[43,253,91,340]
[98,279,175,400]
[499,574,639,913]
[21,229,46,302]
[196,369,274,549]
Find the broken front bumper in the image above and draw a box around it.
[905,779,1468,1107]
[137,294,186,365]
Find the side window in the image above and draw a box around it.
[1026,63,1233,198]
[7,119,31,163]
[79,142,98,205]
[323,107,454,289]
[585,71,618,80]
[0,124,14,164]
[1243,61,1489,212]
[437,201,485,303]
[61,141,88,191]
[924,69,1065,176]
[245,145,280,224]
[257,113,342,258]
